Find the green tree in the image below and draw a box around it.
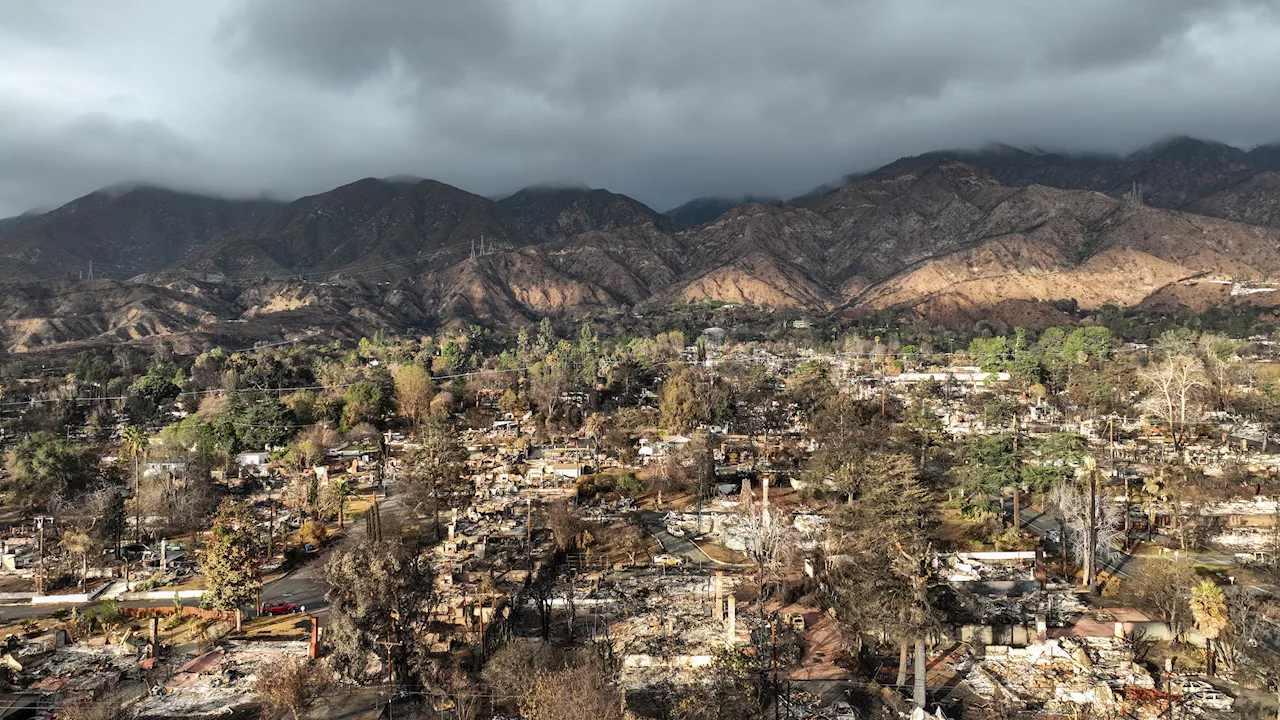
[392,363,434,430]
[671,651,759,720]
[4,431,92,501]
[438,340,468,374]
[202,500,262,612]
[1190,581,1230,676]
[342,381,386,429]
[536,317,557,357]
[823,452,938,707]
[659,366,731,432]
[576,322,600,387]
[216,395,295,452]
[129,365,181,406]
[787,360,831,412]
[330,477,354,530]
[528,342,575,420]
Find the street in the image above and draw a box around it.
[1003,498,1135,580]
[0,493,406,622]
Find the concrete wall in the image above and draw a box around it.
[622,654,714,669]
[952,551,1038,561]
[31,593,92,604]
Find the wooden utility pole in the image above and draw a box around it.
[879,355,887,416]
[1011,415,1021,531]
[266,496,274,563]
[771,614,780,720]
[378,635,403,720]
[477,596,485,662]
[526,499,534,578]
[378,637,403,686]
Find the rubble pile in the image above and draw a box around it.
[960,639,1162,719]
[129,641,309,719]
[611,575,750,689]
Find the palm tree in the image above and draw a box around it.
[1190,580,1230,676]
[331,477,353,530]
[1078,454,1102,594]
[60,530,92,592]
[121,426,147,542]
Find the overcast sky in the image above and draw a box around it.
[2,0,1280,217]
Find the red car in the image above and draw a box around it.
[260,601,301,616]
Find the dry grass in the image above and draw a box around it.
[237,612,313,640]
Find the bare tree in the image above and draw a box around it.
[520,653,624,720]
[1139,356,1206,452]
[545,501,587,553]
[483,638,564,706]
[1047,475,1123,592]
[254,657,332,720]
[1128,558,1197,641]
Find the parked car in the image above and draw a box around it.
[652,554,684,567]
[260,601,302,616]
[121,543,152,561]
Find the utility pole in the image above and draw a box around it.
[1011,415,1021,531]
[771,613,780,720]
[266,494,275,564]
[378,636,403,720]
[477,596,485,663]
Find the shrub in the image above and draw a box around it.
[299,520,328,549]
[615,472,644,496]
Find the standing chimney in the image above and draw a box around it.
[726,594,736,649]
[713,573,723,620]
[309,617,320,659]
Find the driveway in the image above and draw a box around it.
[636,509,711,565]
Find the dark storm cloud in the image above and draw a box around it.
[2,0,1280,216]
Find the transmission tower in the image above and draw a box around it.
[1124,182,1143,207]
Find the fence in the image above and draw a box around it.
[120,605,235,622]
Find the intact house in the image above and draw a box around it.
[235,451,272,477]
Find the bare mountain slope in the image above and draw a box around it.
[0,185,277,279]
[174,178,525,280]
[497,186,670,242]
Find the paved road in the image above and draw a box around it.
[636,509,711,565]
[260,494,406,614]
[0,494,406,622]
[1003,499,1135,580]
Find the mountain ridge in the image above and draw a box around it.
[4,137,1280,351]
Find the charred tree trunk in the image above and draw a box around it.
[896,643,909,688]
[913,638,926,709]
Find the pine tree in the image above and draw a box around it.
[202,500,262,612]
